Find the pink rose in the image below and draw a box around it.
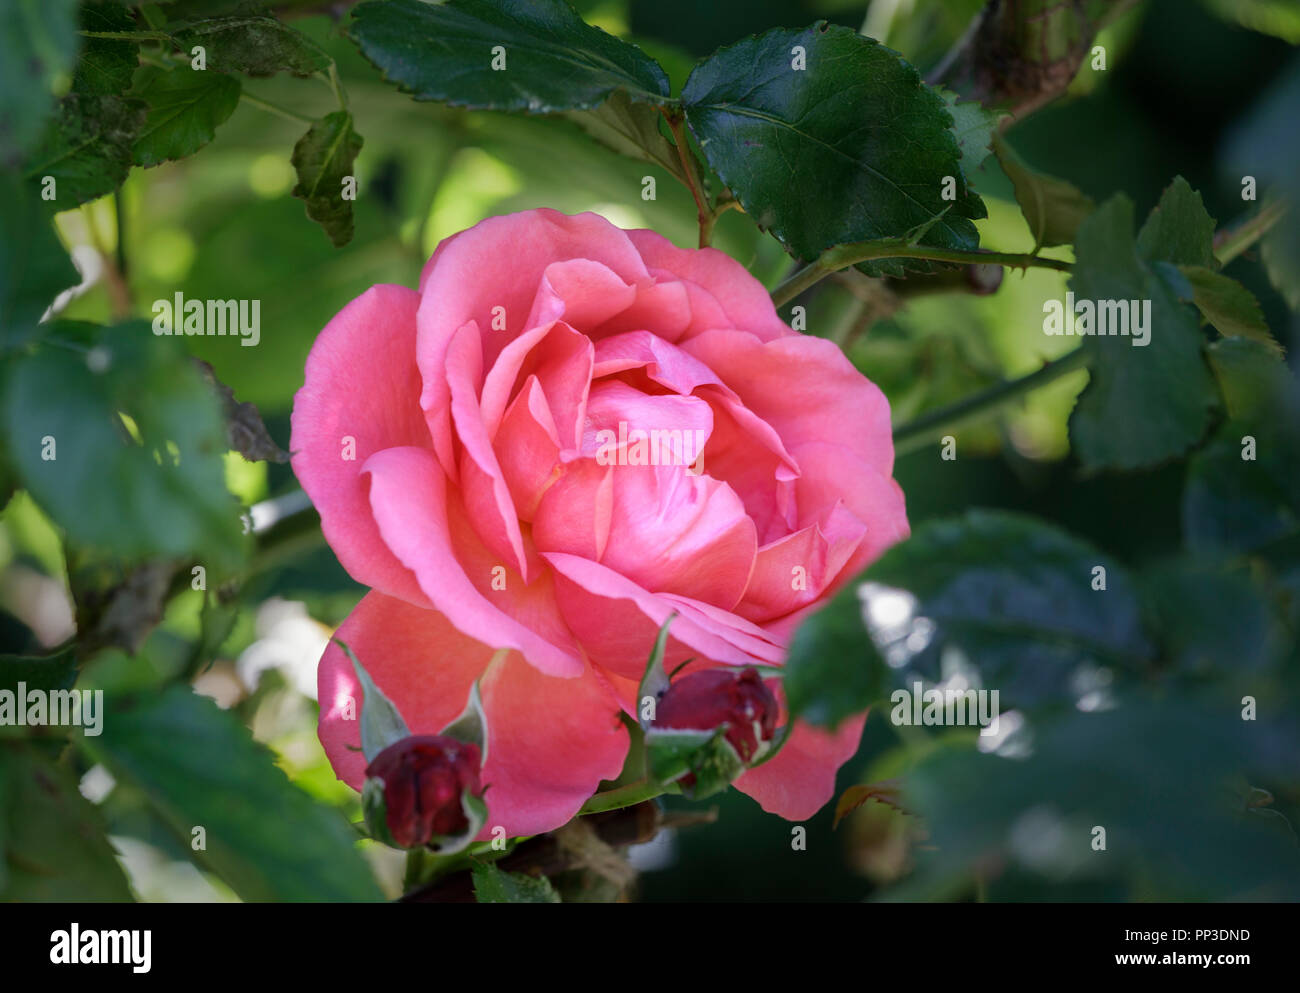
[292,209,908,837]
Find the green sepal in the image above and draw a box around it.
[335,637,410,763]
[635,614,675,731]
[439,679,488,762]
[645,725,745,800]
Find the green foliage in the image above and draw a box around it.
[129,65,241,167]
[785,510,1148,726]
[170,10,331,77]
[24,93,147,206]
[939,89,1002,186]
[74,1,140,97]
[291,110,364,247]
[0,173,79,350]
[992,132,1094,249]
[680,24,984,273]
[1067,187,1218,472]
[0,0,79,164]
[1183,347,1300,559]
[349,0,671,110]
[81,685,383,902]
[2,321,247,571]
[0,0,1295,906]
[472,862,561,903]
[890,702,1300,901]
[0,742,134,901]
[0,645,77,694]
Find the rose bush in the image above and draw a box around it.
[292,208,908,837]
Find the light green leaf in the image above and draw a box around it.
[992,132,1094,249]
[471,862,561,903]
[130,64,241,167]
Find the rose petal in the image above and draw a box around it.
[544,551,783,679]
[418,211,649,478]
[317,592,629,837]
[363,445,583,677]
[682,329,896,479]
[495,375,562,520]
[290,284,430,607]
[733,714,866,821]
[737,502,868,622]
[626,229,792,342]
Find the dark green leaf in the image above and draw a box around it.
[82,686,383,901]
[1067,195,1217,471]
[1140,564,1283,677]
[74,1,140,97]
[565,90,687,186]
[0,743,133,901]
[889,702,1300,901]
[1,321,247,571]
[1183,359,1300,558]
[1135,175,1216,268]
[680,23,984,273]
[0,172,79,351]
[471,862,561,903]
[1222,56,1300,309]
[0,0,79,165]
[992,132,1094,249]
[1180,264,1282,355]
[0,645,77,694]
[22,93,147,206]
[172,12,330,77]
[787,511,1150,728]
[130,64,241,167]
[349,0,670,110]
[291,110,363,248]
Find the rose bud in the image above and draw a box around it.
[364,734,482,849]
[655,667,779,763]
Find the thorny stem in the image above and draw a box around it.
[892,345,1091,454]
[771,240,1072,308]
[1214,199,1287,266]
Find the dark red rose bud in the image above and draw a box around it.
[365,734,482,848]
[655,667,778,763]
